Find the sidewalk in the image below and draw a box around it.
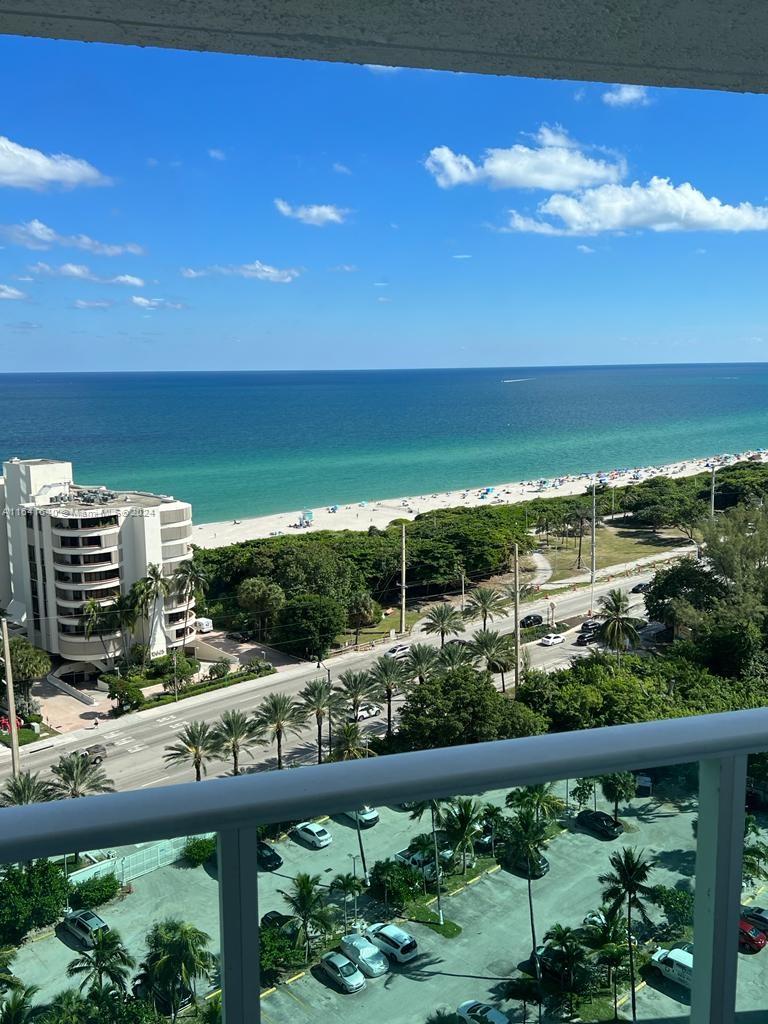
[541,542,696,589]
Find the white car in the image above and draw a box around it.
[364,923,418,962]
[350,702,381,723]
[385,644,410,660]
[340,933,389,977]
[294,821,332,848]
[540,633,564,646]
[457,1002,510,1024]
[342,806,379,827]
[319,951,366,993]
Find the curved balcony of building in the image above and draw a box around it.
[58,635,120,662]
[51,517,119,535]
[55,587,120,606]
[160,523,193,544]
[52,540,118,559]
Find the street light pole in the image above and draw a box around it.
[590,477,597,614]
[513,543,521,693]
[0,616,20,777]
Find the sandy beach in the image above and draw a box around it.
[193,448,767,550]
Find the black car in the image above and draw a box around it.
[257,840,283,871]
[577,809,624,839]
[510,851,550,879]
[575,631,598,646]
[260,911,293,931]
[631,581,649,594]
[580,618,601,632]
[520,614,543,629]
[446,638,470,647]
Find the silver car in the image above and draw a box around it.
[340,933,389,977]
[62,909,109,948]
[319,951,366,993]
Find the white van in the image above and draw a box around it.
[193,617,213,634]
[342,806,379,828]
[651,945,693,989]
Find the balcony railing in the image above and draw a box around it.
[2,708,767,1024]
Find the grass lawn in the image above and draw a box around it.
[336,606,423,647]
[542,524,692,582]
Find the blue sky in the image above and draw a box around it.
[1,36,767,370]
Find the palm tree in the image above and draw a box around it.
[173,560,208,653]
[0,769,54,807]
[581,905,626,951]
[421,604,464,647]
[279,873,333,962]
[597,589,640,666]
[409,799,448,925]
[142,563,172,666]
[66,928,135,994]
[111,593,137,662]
[298,678,336,764]
[481,802,506,859]
[0,985,38,1024]
[442,797,483,874]
[469,629,515,692]
[599,847,655,1021]
[329,872,363,930]
[128,577,152,654]
[138,918,214,1020]
[0,948,17,996]
[211,709,264,775]
[49,753,114,799]
[507,808,549,981]
[598,942,630,1021]
[600,772,637,824]
[408,833,437,895]
[435,643,478,673]
[39,990,88,1024]
[330,722,369,761]
[506,783,564,823]
[253,693,307,770]
[543,923,588,1015]
[464,586,509,629]
[163,721,220,782]
[80,597,116,669]
[405,643,438,684]
[336,670,378,720]
[368,656,407,737]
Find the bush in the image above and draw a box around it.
[105,675,146,714]
[183,836,217,866]
[70,872,121,910]
[651,884,695,934]
[369,858,421,912]
[0,860,69,944]
[260,925,304,984]
[209,658,231,681]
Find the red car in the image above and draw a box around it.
[739,918,766,951]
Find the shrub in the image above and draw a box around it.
[0,860,69,944]
[651,884,695,934]
[260,925,304,984]
[209,658,231,681]
[183,836,217,866]
[70,872,121,910]
[105,675,146,714]
[369,858,421,912]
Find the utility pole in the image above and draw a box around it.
[710,466,717,519]
[460,571,465,613]
[590,477,597,614]
[513,543,521,693]
[399,523,406,635]
[1,616,20,777]
[172,648,178,702]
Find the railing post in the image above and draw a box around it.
[218,827,261,1024]
[691,755,746,1024]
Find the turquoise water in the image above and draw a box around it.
[1,365,767,524]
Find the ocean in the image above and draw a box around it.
[1,364,767,524]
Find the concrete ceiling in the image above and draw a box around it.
[1,0,767,93]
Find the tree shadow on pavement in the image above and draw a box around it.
[653,848,697,877]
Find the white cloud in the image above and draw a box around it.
[333,162,352,175]
[0,135,109,190]
[74,299,113,309]
[576,244,595,253]
[1,219,143,255]
[0,284,24,300]
[330,264,358,273]
[274,198,349,227]
[603,84,651,108]
[208,148,226,161]
[573,87,586,102]
[131,296,183,310]
[452,253,472,259]
[30,262,145,286]
[373,281,388,287]
[181,260,300,284]
[364,64,401,73]
[505,177,768,235]
[425,125,624,192]
[377,296,391,303]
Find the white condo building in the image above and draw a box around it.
[0,458,195,681]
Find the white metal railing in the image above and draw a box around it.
[2,707,768,1024]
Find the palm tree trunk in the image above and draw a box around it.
[356,816,369,884]
[482,613,488,629]
[612,968,618,1021]
[431,806,444,925]
[440,630,446,648]
[527,874,541,983]
[627,905,637,1021]
[276,731,283,770]
[500,668,506,693]
[195,758,202,782]
[316,716,323,764]
[233,747,239,776]
[386,692,392,737]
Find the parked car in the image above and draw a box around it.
[256,840,283,871]
[446,638,470,647]
[580,618,601,632]
[349,703,381,723]
[225,631,247,642]
[364,923,419,962]
[510,851,550,879]
[631,581,650,593]
[520,614,543,629]
[576,809,624,839]
[530,944,568,981]
[739,918,767,951]
[260,911,293,932]
[651,945,693,989]
[294,821,333,848]
[319,951,366,993]
[62,909,110,948]
[340,933,389,977]
[575,631,598,646]
[341,806,379,827]
[80,744,107,766]
[385,644,410,660]
[741,906,768,932]
[473,824,504,854]
[133,979,194,1014]
[540,633,564,646]
[457,1001,510,1024]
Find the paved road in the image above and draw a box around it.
[0,573,651,793]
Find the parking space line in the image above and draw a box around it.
[282,986,310,1009]
[260,987,276,1000]
[284,971,305,984]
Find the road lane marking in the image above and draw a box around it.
[113,738,131,746]
[127,745,146,753]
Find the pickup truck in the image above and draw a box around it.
[395,848,442,881]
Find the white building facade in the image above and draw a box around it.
[0,458,195,680]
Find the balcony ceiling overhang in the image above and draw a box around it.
[2,0,768,93]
